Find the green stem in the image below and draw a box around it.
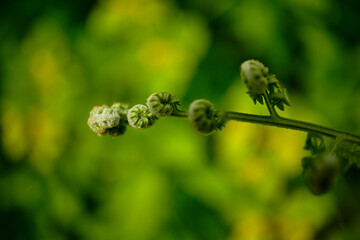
[263,91,279,119]
[168,106,360,145]
[226,111,360,145]
[171,109,189,118]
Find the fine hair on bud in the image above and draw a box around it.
[188,99,218,135]
[127,104,158,129]
[147,92,180,117]
[87,105,121,136]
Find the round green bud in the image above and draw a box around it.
[303,153,340,195]
[147,92,180,117]
[188,99,218,135]
[127,104,158,129]
[240,60,269,95]
[87,105,120,136]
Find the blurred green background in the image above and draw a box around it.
[1,0,360,239]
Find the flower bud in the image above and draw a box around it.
[240,60,269,95]
[127,104,158,129]
[111,102,129,125]
[303,153,340,195]
[111,102,129,117]
[188,99,218,135]
[147,92,180,117]
[87,105,120,136]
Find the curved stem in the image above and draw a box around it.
[263,91,279,119]
[226,111,360,145]
[170,109,188,118]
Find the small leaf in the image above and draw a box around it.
[256,95,264,104]
[247,92,264,105]
[276,102,284,111]
[282,89,291,106]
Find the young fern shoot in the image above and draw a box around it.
[87,59,360,195]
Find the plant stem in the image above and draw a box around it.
[169,104,360,145]
[226,111,360,145]
[263,91,279,119]
[171,109,189,118]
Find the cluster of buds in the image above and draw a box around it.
[87,60,360,196]
[87,92,184,136]
[88,92,227,137]
[240,60,290,110]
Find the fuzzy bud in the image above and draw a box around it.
[127,104,158,129]
[87,105,120,136]
[240,60,269,95]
